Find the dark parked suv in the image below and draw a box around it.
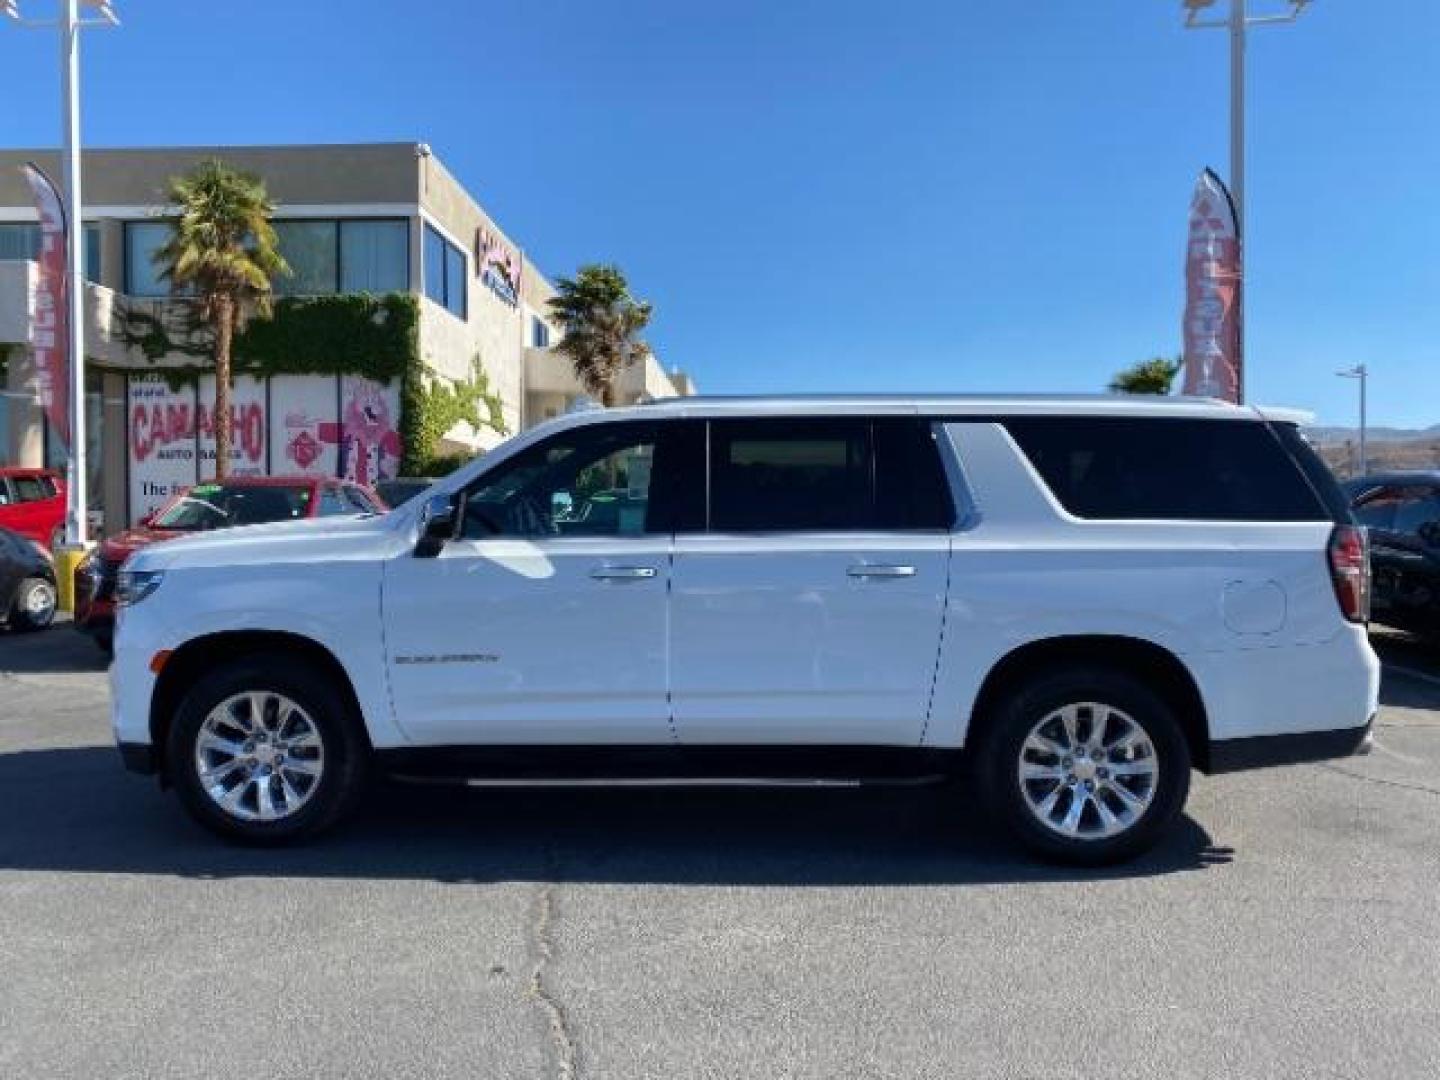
[1344,471,1440,636]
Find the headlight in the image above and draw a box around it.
[114,569,164,606]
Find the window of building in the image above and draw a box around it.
[423,223,467,319]
[1002,417,1328,522]
[124,221,172,297]
[1,222,102,283]
[340,220,408,293]
[709,418,873,532]
[531,316,551,348]
[273,220,337,296]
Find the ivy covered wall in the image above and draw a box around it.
[113,292,503,477]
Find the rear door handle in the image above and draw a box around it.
[590,565,658,581]
[847,564,917,579]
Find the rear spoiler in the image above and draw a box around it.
[1253,405,1317,426]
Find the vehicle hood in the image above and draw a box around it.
[100,526,182,561]
[124,513,410,572]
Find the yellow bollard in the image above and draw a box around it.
[53,545,91,614]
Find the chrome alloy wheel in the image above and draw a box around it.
[194,691,325,823]
[25,581,56,617]
[1017,702,1159,840]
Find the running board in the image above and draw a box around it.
[374,745,962,787]
[387,774,948,789]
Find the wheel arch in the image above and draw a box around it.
[149,629,372,781]
[966,634,1211,772]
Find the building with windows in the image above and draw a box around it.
[0,142,694,530]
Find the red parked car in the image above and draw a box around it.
[74,475,386,652]
[0,467,66,550]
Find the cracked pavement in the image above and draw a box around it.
[1,623,1437,1079]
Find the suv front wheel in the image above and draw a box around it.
[168,655,369,843]
[974,667,1191,864]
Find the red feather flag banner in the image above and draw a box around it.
[21,162,71,449]
[1181,168,1242,403]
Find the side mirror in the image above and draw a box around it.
[414,494,458,558]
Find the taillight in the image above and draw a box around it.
[1328,524,1370,624]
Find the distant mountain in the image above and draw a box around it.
[1305,424,1440,445]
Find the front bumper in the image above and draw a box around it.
[1207,714,1376,774]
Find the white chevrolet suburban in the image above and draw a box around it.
[110,396,1378,863]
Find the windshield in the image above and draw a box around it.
[152,483,313,531]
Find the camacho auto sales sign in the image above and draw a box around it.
[21,163,70,448]
[1181,168,1242,404]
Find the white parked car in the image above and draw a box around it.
[111,396,1378,863]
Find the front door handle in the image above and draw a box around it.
[847,564,917,579]
[590,565,658,581]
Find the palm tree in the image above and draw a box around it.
[547,264,653,407]
[1108,355,1182,395]
[154,159,288,477]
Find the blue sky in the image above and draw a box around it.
[3,1,1436,426]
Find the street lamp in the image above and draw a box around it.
[3,0,119,554]
[1336,364,1368,477]
[1183,0,1313,405]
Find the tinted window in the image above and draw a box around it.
[1003,417,1328,522]
[874,420,955,529]
[11,475,52,502]
[1271,422,1350,523]
[1394,490,1440,534]
[273,221,338,295]
[423,224,467,319]
[317,486,350,516]
[153,484,314,530]
[461,422,698,539]
[342,485,380,513]
[1352,489,1399,530]
[125,221,173,297]
[709,418,871,532]
[340,220,408,293]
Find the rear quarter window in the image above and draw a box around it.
[1002,417,1330,522]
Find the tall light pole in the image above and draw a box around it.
[3,0,118,551]
[1183,0,1313,404]
[1337,364,1368,477]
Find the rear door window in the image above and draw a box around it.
[1002,417,1329,522]
[708,418,872,532]
[873,419,956,530]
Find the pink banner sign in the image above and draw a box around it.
[21,163,70,448]
[1181,168,1242,403]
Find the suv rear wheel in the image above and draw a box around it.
[974,666,1191,864]
[168,655,369,843]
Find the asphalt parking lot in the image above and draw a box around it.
[1,625,1438,1080]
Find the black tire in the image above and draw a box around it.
[10,576,57,632]
[971,666,1191,865]
[168,654,369,844]
[93,631,114,658]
